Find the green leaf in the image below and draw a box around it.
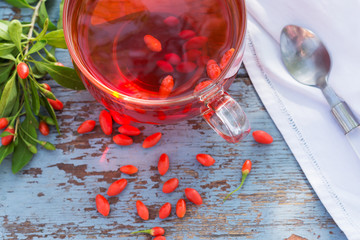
[37,1,57,31]
[26,40,47,56]
[43,29,67,49]
[34,61,85,90]
[0,143,15,166]
[0,131,15,137]
[0,62,14,84]
[1,54,16,62]
[19,78,39,127]
[8,20,23,52]
[0,72,17,118]
[39,94,59,133]
[12,117,36,173]
[34,19,48,41]
[0,43,16,56]
[0,22,10,41]
[5,0,33,9]
[57,0,65,29]
[44,47,56,62]
[30,80,40,115]
[26,0,39,4]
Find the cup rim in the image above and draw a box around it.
[63,0,247,106]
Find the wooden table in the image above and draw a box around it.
[0,1,348,239]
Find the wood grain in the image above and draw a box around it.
[0,1,347,240]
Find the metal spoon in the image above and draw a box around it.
[280,25,360,158]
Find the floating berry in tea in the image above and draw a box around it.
[159,75,174,99]
[206,60,221,80]
[183,49,202,62]
[194,80,212,93]
[163,16,179,27]
[220,48,235,70]
[179,30,196,40]
[176,62,197,73]
[144,35,162,52]
[157,60,174,73]
[165,53,181,65]
[184,36,208,50]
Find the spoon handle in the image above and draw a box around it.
[331,101,359,134]
[346,126,360,159]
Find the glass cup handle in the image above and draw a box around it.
[202,92,251,143]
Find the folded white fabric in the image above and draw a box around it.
[243,0,360,239]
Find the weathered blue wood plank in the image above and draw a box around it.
[0,1,347,240]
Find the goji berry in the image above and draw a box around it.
[39,120,50,136]
[113,134,133,146]
[48,99,64,111]
[17,62,29,79]
[136,200,149,220]
[42,83,52,91]
[154,237,166,240]
[165,53,181,65]
[144,35,162,52]
[95,194,110,217]
[164,16,179,27]
[77,120,96,134]
[118,125,141,136]
[252,130,273,144]
[224,160,252,202]
[158,153,169,176]
[1,127,14,146]
[99,110,112,135]
[157,111,166,121]
[131,227,165,236]
[185,188,203,205]
[120,165,138,175]
[159,202,171,219]
[196,154,215,167]
[54,62,64,67]
[176,62,197,73]
[0,118,9,130]
[183,49,202,62]
[220,48,235,70]
[159,75,174,99]
[176,199,186,218]
[143,132,162,148]
[109,110,131,125]
[107,179,128,196]
[157,60,174,73]
[179,30,196,40]
[194,80,212,93]
[162,178,179,193]
[184,36,208,50]
[206,60,221,80]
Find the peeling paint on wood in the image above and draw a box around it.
[0,1,347,240]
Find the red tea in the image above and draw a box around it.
[73,0,236,100]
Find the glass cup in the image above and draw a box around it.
[63,0,250,143]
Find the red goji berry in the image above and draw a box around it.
[159,202,171,219]
[107,179,128,196]
[48,99,64,111]
[159,75,174,99]
[197,55,210,67]
[176,62,197,73]
[1,127,14,146]
[109,110,131,125]
[184,36,208,50]
[118,125,141,136]
[206,59,221,80]
[0,118,9,130]
[179,30,196,40]
[42,83,52,91]
[165,53,181,65]
[136,200,149,220]
[157,111,166,121]
[77,120,96,134]
[143,132,162,148]
[220,48,235,70]
[224,160,252,202]
[131,227,165,236]
[113,134,133,146]
[120,165,138,175]
[164,16,179,26]
[194,80,212,93]
[162,178,179,193]
[185,188,203,205]
[176,199,186,218]
[157,60,174,73]
[154,236,166,240]
[17,62,29,79]
[196,154,215,167]
[144,35,162,52]
[54,62,64,67]
[39,120,50,136]
[252,130,273,144]
[99,110,112,135]
[95,194,110,217]
[183,49,202,62]
[158,153,169,176]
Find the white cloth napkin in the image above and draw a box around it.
[243,0,360,239]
